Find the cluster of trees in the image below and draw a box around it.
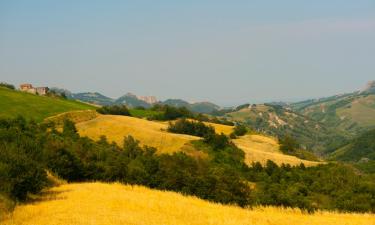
[0,82,15,90]
[167,119,215,138]
[248,161,375,212]
[97,105,130,116]
[230,124,248,139]
[0,117,250,206]
[148,104,193,120]
[1,117,374,213]
[278,135,319,161]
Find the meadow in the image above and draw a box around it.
[76,115,200,153]
[233,134,321,166]
[2,182,373,225]
[75,115,235,153]
[0,87,95,122]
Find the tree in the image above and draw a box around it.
[62,119,79,139]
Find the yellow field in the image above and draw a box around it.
[44,110,99,126]
[202,121,234,135]
[2,182,373,225]
[76,115,199,153]
[233,135,321,166]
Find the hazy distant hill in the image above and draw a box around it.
[225,103,346,153]
[72,92,114,106]
[291,81,375,136]
[114,93,152,108]
[66,90,221,113]
[162,99,220,114]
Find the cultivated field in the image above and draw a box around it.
[44,110,99,126]
[233,135,321,166]
[202,121,234,135]
[2,182,373,225]
[76,115,200,153]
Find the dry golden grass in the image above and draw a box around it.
[202,121,234,135]
[233,135,321,166]
[2,182,374,225]
[76,115,199,153]
[44,110,99,126]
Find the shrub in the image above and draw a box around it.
[97,105,130,116]
[0,82,15,90]
[167,118,215,137]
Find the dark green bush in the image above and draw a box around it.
[97,105,130,116]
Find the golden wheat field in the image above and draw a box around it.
[76,115,200,153]
[2,182,374,225]
[75,115,234,154]
[233,135,321,166]
[44,110,99,126]
[202,121,234,135]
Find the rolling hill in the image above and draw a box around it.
[292,81,375,137]
[74,113,319,166]
[2,182,373,225]
[233,134,321,167]
[0,87,95,122]
[75,115,200,153]
[224,104,345,153]
[330,128,375,162]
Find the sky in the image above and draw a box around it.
[0,0,374,106]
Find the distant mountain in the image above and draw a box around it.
[224,103,346,153]
[190,102,220,114]
[71,92,114,106]
[114,93,152,108]
[161,99,220,114]
[162,99,191,108]
[291,81,375,136]
[360,80,375,94]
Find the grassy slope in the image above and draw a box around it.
[293,94,375,135]
[225,105,343,153]
[76,115,200,153]
[233,135,321,167]
[76,115,234,154]
[0,87,95,122]
[75,114,318,165]
[2,182,373,225]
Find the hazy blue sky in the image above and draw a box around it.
[1,0,374,106]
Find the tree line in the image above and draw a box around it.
[0,116,374,213]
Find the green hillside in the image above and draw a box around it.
[330,129,375,162]
[0,87,95,122]
[292,92,375,136]
[224,104,346,153]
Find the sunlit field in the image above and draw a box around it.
[2,182,373,225]
[233,135,321,166]
[76,115,200,153]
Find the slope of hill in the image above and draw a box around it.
[2,182,373,225]
[114,93,152,108]
[225,104,345,153]
[233,135,321,166]
[330,128,375,162]
[76,115,200,153]
[71,92,114,106]
[292,81,375,138]
[161,99,220,114]
[0,87,95,122]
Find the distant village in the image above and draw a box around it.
[19,83,49,95]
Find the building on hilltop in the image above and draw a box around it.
[19,83,49,95]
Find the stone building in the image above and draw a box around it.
[19,83,49,95]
